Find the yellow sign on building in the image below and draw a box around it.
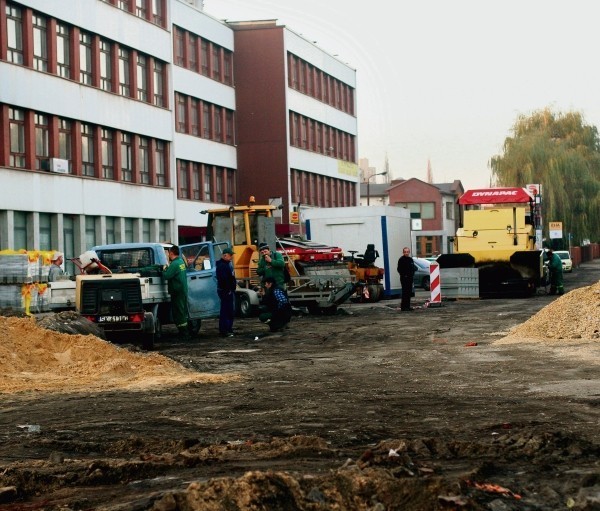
[338,161,359,177]
[290,211,299,224]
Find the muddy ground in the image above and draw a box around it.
[1,263,599,511]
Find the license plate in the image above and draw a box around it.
[98,315,129,323]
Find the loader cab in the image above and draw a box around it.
[204,202,278,281]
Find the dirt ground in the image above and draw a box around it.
[0,262,599,511]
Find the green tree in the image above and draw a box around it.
[490,108,600,246]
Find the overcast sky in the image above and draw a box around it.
[203,0,600,190]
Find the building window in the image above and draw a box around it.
[215,168,223,202]
[56,23,70,78]
[117,0,130,12]
[159,220,167,243]
[101,128,114,179]
[188,34,198,72]
[121,133,132,182]
[174,27,184,66]
[99,39,113,91]
[298,61,305,92]
[223,51,232,85]
[6,4,24,64]
[118,47,130,96]
[178,160,188,199]
[35,114,50,170]
[301,117,307,148]
[135,0,146,18]
[32,15,48,72]
[39,213,52,250]
[211,45,220,80]
[176,93,186,133]
[396,202,436,220]
[139,136,150,184]
[136,54,148,101]
[225,110,233,145]
[153,60,164,107]
[226,170,234,204]
[190,98,199,136]
[13,211,27,250]
[192,163,200,199]
[142,219,151,242]
[316,123,322,153]
[85,216,97,248]
[105,216,116,245]
[58,118,72,172]
[155,140,166,186]
[8,107,25,168]
[204,165,211,201]
[151,0,163,26]
[290,54,298,89]
[201,40,209,76]
[214,106,222,142]
[202,103,211,139]
[124,217,134,242]
[81,123,95,176]
[79,32,93,85]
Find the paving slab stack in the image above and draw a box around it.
[440,268,479,299]
[0,251,54,314]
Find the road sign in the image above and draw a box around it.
[290,211,299,224]
[549,221,562,239]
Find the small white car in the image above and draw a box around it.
[554,250,573,273]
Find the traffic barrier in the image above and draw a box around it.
[429,263,442,306]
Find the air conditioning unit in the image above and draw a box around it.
[50,158,69,174]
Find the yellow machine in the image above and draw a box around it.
[439,187,544,297]
[203,198,357,315]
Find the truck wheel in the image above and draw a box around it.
[237,294,252,318]
[308,304,338,315]
[307,303,321,315]
[142,333,155,351]
[365,284,381,302]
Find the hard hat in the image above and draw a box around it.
[51,251,64,262]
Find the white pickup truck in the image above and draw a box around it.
[48,241,230,349]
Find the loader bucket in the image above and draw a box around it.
[437,253,475,269]
[510,250,544,284]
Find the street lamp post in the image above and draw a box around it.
[366,171,387,206]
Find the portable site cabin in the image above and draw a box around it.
[304,206,412,297]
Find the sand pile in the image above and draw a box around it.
[499,281,600,341]
[0,316,240,394]
[494,282,600,369]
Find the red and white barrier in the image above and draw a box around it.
[429,263,442,306]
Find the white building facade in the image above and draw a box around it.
[0,0,236,271]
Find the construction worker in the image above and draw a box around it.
[164,245,189,339]
[397,246,416,311]
[257,242,286,288]
[216,247,236,337]
[48,252,65,282]
[546,249,564,295]
[259,277,292,332]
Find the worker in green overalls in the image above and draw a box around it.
[546,248,564,295]
[164,245,189,339]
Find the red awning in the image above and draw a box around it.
[458,187,534,205]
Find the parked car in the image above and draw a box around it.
[543,249,573,273]
[413,258,431,290]
[554,250,573,272]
